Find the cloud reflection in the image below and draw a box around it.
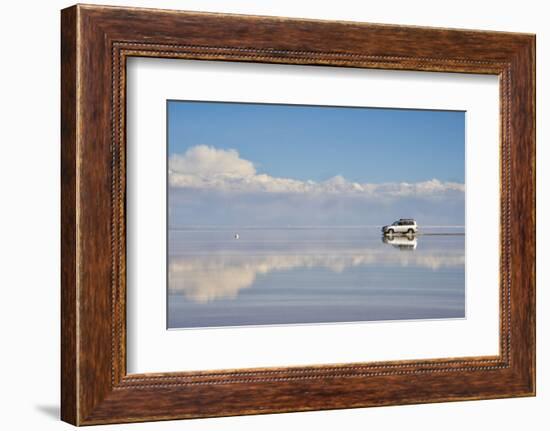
[169,247,464,303]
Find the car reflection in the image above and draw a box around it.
[382,232,417,250]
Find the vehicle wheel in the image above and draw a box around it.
[407,229,414,234]
[387,229,394,235]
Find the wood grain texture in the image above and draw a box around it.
[60,4,536,425]
[60,5,78,425]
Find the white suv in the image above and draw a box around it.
[381,219,418,235]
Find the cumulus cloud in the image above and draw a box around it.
[169,145,256,177]
[168,145,464,197]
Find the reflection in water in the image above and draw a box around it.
[170,246,462,303]
[168,228,465,328]
[381,233,417,250]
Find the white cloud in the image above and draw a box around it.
[168,145,464,197]
[169,145,256,177]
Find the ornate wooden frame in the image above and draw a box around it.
[61,4,535,425]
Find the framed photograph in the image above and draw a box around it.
[61,4,535,425]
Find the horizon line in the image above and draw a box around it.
[168,225,466,230]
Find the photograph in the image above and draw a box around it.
[167,100,466,329]
[50,2,536,426]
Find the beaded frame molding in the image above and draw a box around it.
[61,4,535,425]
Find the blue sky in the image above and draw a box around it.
[168,100,464,184]
[167,100,465,227]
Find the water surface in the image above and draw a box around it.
[168,227,465,329]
